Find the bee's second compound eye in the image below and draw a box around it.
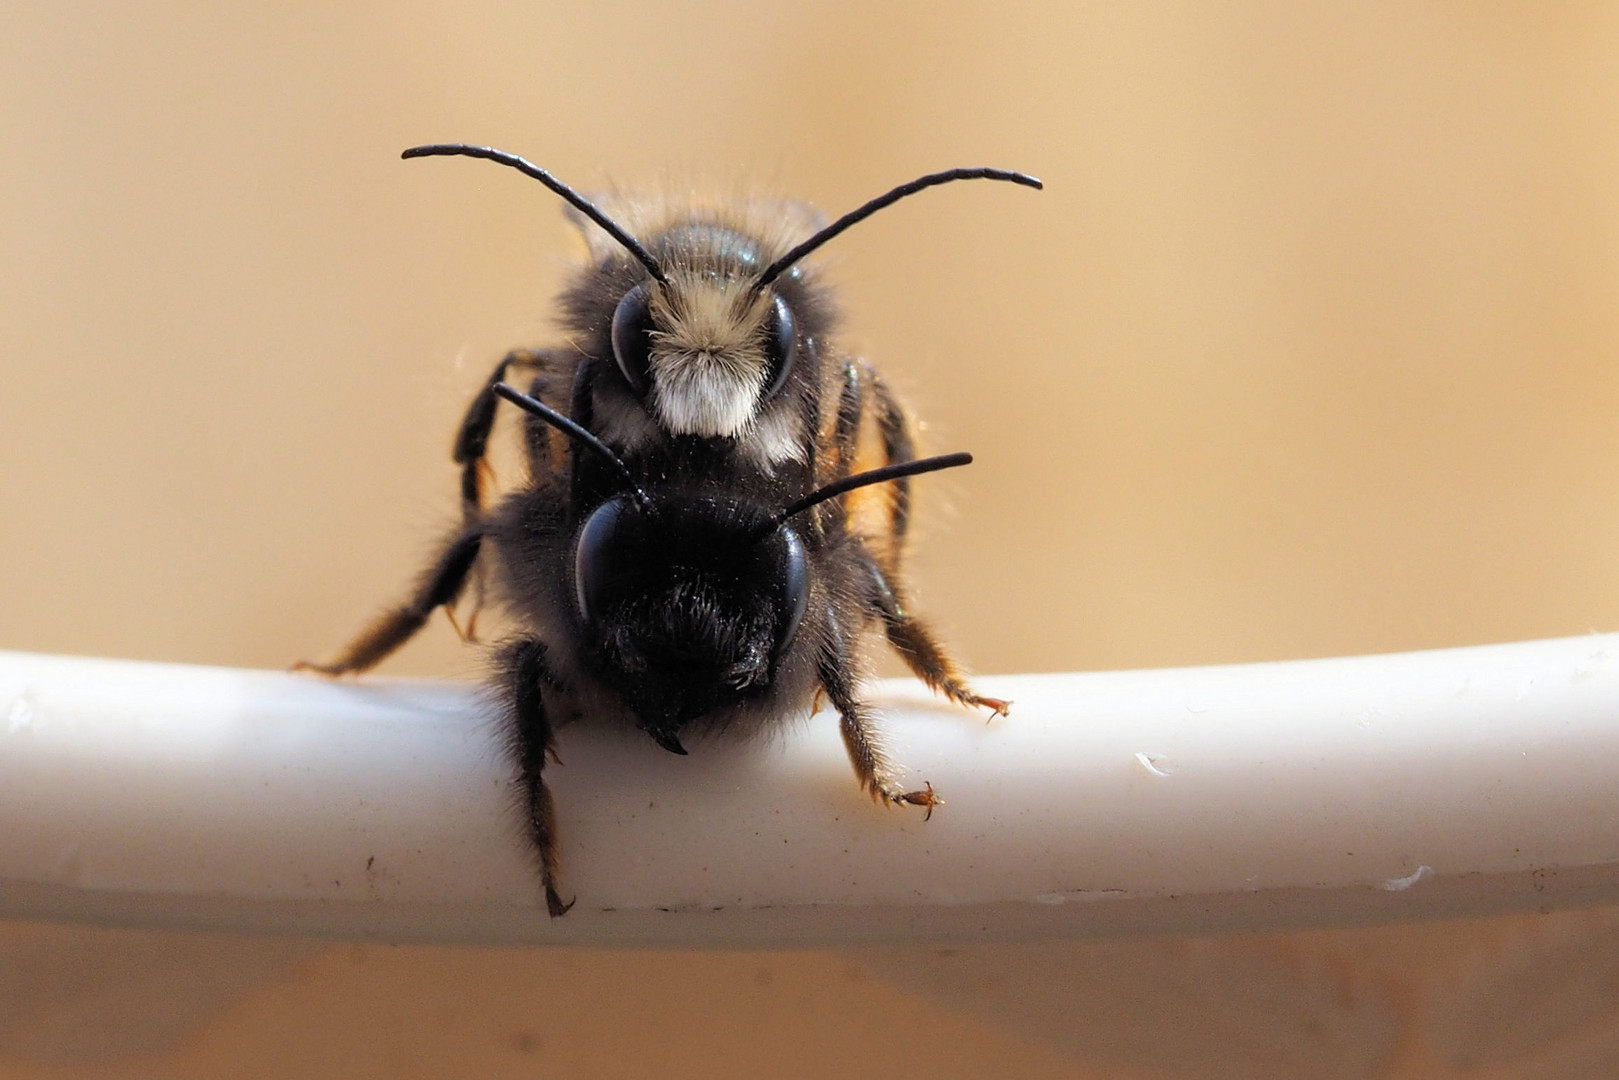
[611,283,655,396]
[774,525,808,656]
[574,494,635,628]
[762,295,796,400]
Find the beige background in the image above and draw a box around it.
[4,2,1619,1077]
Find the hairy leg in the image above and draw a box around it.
[499,638,573,917]
[819,360,917,570]
[862,361,917,546]
[863,550,1010,718]
[448,350,563,639]
[295,527,482,675]
[817,615,942,817]
[830,360,864,476]
[452,348,552,519]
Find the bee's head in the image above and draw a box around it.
[490,380,976,757]
[570,490,810,750]
[402,143,1039,446]
[607,225,798,440]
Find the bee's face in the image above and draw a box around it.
[607,226,798,440]
[571,489,810,749]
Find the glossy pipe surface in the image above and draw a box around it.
[2,637,1618,946]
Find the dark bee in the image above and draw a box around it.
[300,145,1040,915]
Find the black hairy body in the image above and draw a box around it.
[301,146,1037,915]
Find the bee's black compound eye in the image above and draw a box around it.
[761,294,796,400]
[774,525,809,657]
[574,494,637,628]
[610,283,655,396]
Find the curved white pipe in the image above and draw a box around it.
[3,636,1618,946]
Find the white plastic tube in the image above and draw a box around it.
[3,636,1619,946]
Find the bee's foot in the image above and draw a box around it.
[975,696,1011,719]
[545,886,576,918]
[894,781,943,821]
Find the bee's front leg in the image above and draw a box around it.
[816,628,941,818]
[499,638,574,918]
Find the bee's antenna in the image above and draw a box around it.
[763,453,974,537]
[403,144,670,287]
[750,168,1042,293]
[492,383,652,510]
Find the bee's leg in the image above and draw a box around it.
[456,366,557,643]
[862,552,1011,718]
[810,361,868,538]
[451,350,560,638]
[830,361,864,476]
[862,361,916,545]
[817,623,942,817]
[499,638,574,917]
[518,372,557,475]
[294,527,482,676]
[453,348,553,520]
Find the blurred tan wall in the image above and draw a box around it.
[3,3,1619,1078]
[6,3,1618,680]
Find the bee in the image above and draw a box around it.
[300,144,1041,915]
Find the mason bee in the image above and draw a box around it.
[300,144,1040,915]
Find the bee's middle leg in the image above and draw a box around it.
[862,551,1010,718]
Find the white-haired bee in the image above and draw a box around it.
[300,145,1040,915]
